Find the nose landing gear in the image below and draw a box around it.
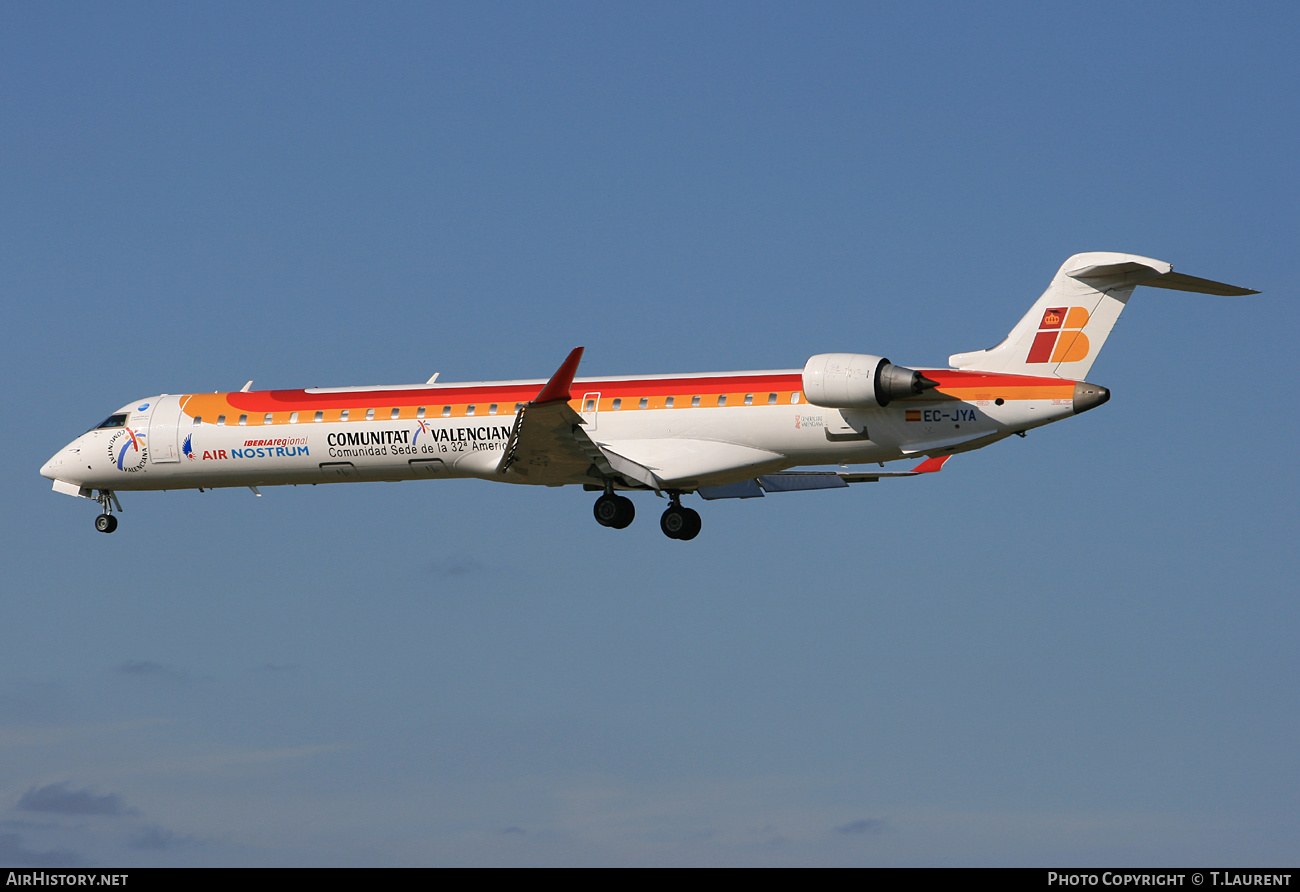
[94,490,120,534]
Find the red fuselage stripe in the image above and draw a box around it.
[215,369,1074,412]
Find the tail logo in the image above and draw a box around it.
[1027,306,1090,363]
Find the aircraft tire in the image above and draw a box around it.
[95,514,117,534]
[677,507,701,540]
[594,494,634,529]
[660,505,701,540]
[610,495,635,529]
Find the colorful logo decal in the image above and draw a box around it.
[137,402,150,411]
[107,427,148,473]
[413,420,431,445]
[182,433,195,460]
[1026,306,1090,364]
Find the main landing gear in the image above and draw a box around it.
[593,492,636,529]
[659,498,701,541]
[591,491,702,540]
[94,490,119,534]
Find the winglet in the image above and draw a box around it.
[533,347,585,404]
[910,455,952,474]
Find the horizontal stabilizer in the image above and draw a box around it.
[1140,271,1258,297]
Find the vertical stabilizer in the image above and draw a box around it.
[949,253,1255,378]
[949,252,1174,379]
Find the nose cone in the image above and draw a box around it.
[1072,381,1111,415]
[41,436,84,482]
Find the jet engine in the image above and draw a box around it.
[802,353,937,408]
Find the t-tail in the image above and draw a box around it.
[948,252,1257,379]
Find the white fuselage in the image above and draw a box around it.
[41,367,1082,496]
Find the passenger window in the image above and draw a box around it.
[791,392,800,404]
[768,393,777,405]
[314,411,323,422]
[467,405,476,416]
[639,398,648,409]
[417,407,426,419]
[612,399,621,410]
[716,395,726,407]
[289,411,299,423]
[217,415,226,426]
[390,408,400,419]
[193,416,202,425]
[745,393,753,405]
[366,409,375,420]
[515,403,524,413]
[691,396,700,407]
[584,398,596,412]
[489,403,498,415]
[264,413,274,425]
[442,406,451,417]
[666,397,675,408]
[341,409,350,421]
[238,414,248,426]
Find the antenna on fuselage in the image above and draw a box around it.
[240,380,253,392]
[426,373,440,384]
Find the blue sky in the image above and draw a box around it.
[3,2,1297,866]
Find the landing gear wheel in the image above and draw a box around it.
[660,505,701,540]
[593,494,635,529]
[94,514,118,534]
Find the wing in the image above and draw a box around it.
[596,438,786,490]
[497,348,616,485]
[697,455,952,499]
[497,349,788,491]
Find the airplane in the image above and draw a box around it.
[41,252,1255,539]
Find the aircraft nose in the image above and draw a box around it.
[41,438,82,481]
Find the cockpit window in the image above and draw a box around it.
[94,414,128,430]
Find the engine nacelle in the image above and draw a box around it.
[802,353,935,408]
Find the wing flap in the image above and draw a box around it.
[699,455,951,500]
[595,438,787,489]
